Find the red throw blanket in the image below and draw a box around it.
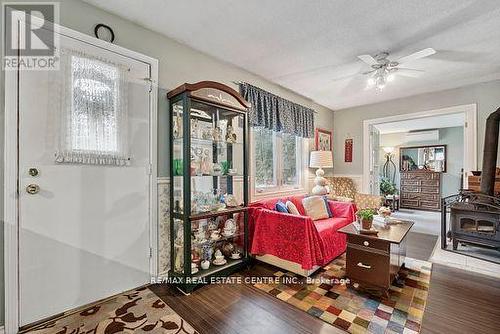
[249,197,357,269]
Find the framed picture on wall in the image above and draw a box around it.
[344,138,353,162]
[315,128,332,151]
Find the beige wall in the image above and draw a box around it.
[333,80,500,176]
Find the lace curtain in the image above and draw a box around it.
[239,82,315,138]
[54,48,130,165]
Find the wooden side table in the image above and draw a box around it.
[338,221,413,296]
[384,196,400,211]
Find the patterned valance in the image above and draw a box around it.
[239,83,315,138]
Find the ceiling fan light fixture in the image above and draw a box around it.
[357,48,434,91]
[367,77,375,87]
[375,75,386,90]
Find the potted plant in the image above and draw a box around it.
[380,177,398,197]
[357,209,374,230]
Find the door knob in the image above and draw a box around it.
[26,184,40,195]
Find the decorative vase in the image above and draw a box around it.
[361,218,373,230]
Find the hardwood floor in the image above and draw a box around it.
[421,264,500,334]
[151,232,500,334]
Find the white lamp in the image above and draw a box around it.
[309,151,333,195]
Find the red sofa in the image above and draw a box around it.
[249,195,357,273]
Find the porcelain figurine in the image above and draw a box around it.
[213,249,226,265]
[191,249,201,264]
[174,243,183,273]
[200,260,210,270]
[213,163,222,176]
[212,126,222,142]
[201,149,211,175]
[191,119,199,138]
[221,242,235,258]
[231,250,241,259]
[175,225,184,246]
[210,230,221,241]
[226,124,237,143]
[173,110,182,138]
[201,243,213,261]
[208,219,218,231]
[223,194,238,207]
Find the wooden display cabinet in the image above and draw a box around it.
[167,81,250,293]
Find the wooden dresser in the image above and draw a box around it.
[339,221,414,296]
[400,171,441,211]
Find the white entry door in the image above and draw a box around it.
[17,27,153,326]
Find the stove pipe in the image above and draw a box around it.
[480,107,500,196]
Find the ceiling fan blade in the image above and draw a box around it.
[357,54,378,65]
[397,48,436,64]
[331,72,363,81]
[397,67,425,72]
[395,68,424,78]
[362,69,376,75]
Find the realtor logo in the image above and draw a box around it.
[2,2,59,70]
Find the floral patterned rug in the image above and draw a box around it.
[23,286,198,334]
[254,254,432,334]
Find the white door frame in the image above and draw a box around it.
[362,104,477,193]
[4,18,159,333]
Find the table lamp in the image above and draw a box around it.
[310,151,333,195]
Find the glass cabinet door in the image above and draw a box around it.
[171,100,184,214]
[189,101,245,215]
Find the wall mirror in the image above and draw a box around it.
[400,145,447,172]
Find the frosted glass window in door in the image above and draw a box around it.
[56,50,130,165]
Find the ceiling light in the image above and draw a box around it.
[375,75,386,90]
[367,77,375,87]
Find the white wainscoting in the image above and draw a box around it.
[157,177,170,276]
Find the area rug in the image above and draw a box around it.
[24,286,199,334]
[254,254,432,334]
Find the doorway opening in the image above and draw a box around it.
[362,104,477,235]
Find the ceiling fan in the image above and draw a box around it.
[356,48,436,90]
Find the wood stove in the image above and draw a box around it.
[449,193,500,250]
[442,107,500,255]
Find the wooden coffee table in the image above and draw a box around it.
[338,221,414,296]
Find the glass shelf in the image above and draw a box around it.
[190,206,247,220]
[191,232,245,248]
[192,258,244,278]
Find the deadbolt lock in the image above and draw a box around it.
[26,184,40,195]
[28,168,39,177]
